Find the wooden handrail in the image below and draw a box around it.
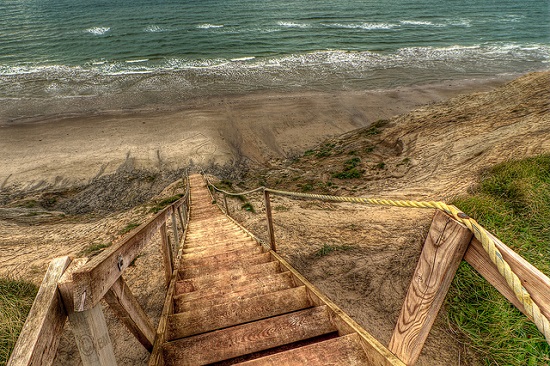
[72,192,189,312]
[7,256,72,366]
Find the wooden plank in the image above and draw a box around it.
[171,211,180,253]
[389,210,473,366]
[162,306,336,366]
[179,253,272,279]
[168,286,311,339]
[176,207,185,237]
[467,235,550,320]
[183,237,256,250]
[180,250,268,270]
[464,238,526,314]
[237,334,369,365]
[72,207,172,311]
[159,223,173,287]
[264,190,276,251]
[271,251,404,366]
[58,258,117,366]
[7,256,71,366]
[180,246,264,264]
[103,276,155,352]
[223,193,229,216]
[175,261,281,292]
[174,271,295,313]
[174,271,294,303]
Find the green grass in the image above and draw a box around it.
[315,143,336,158]
[149,194,184,213]
[79,242,112,257]
[118,221,141,235]
[1,278,38,365]
[332,157,364,179]
[316,243,353,257]
[448,154,550,365]
[241,202,255,213]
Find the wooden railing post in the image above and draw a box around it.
[171,209,179,255]
[389,210,473,365]
[159,223,173,287]
[224,193,230,216]
[103,277,155,352]
[177,206,185,233]
[263,189,276,251]
[58,259,117,366]
[7,256,71,366]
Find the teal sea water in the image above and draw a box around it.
[0,0,549,106]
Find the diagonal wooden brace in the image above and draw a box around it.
[104,276,156,352]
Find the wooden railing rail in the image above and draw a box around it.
[8,174,190,366]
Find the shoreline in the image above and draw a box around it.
[0,75,515,193]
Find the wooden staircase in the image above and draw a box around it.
[152,174,402,366]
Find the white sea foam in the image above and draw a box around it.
[323,23,397,30]
[231,57,256,62]
[144,25,167,33]
[86,27,111,36]
[448,19,472,27]
[400,20,445,27]
[197,24,224,29]
[277,21,309,28]
[126,59,149,64]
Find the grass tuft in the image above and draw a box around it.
[118,221,141,235]
[241,202,255,213]
[448,154,550,365]
[149,194,184,213]
[316,243,353,257]
[0,278,38,364]
[79,242,112,257]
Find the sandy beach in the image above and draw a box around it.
[1,77,511,194]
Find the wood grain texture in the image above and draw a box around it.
[159,223,173,287]
[73,207,172,311]
[237,334,369,365]
[389,210,473,366]
[180,246,264,267]
[168,286,311,339]
[58,258,117,366]
[173,271,295,313]
[104,276,155,352]
[179,253,272,279]
[469,234,550,320]
[171,212,180,253]
[175,261,281,291]
[264,190,276,251]
[7,256,71,366]
[464,238,526,314]
[162,306,336,366]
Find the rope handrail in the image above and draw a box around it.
[204,177,550,344]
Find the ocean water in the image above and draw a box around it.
[0,0,548,115]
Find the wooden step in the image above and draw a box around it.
[181,241,258,255]
[181,246,264,263]
[234,334,369,365]
[184,237,256,250]
[179,253,272,279]
[174,272,296,306]
[162,306,336,366]
[175,261,282,293]
[168,286,311,339]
